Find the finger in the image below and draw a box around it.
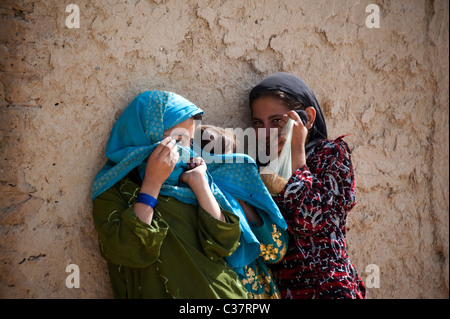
[286,110,302,126]
[186,158,195,169]
[187,157,200,169]
[196,157,207,169]
[192,157,202,166]
[196,157,207,170]
[157,137,177,158]
[172,152,180,165]
[153,136,173,156]
[165,147,179,165]
[158,136,173,147]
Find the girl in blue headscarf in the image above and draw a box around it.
[92,91,245,298]
[198,125,288,299]
[92,90,287,299]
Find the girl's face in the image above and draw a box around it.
[251,96,290,149]
[163,117,196,147]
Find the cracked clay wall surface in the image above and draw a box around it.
[0,0,448,298]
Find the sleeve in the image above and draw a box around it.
[197,207,241,261]
[250,210,288,264]
[92,182,169,268]
[275,139,356,237]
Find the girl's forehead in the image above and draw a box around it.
[165,117,194,130]
[251,97,289,117]
[163,119,196,143]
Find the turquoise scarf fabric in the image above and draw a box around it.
[92,90,287,274]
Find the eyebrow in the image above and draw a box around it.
[269,114,284,119]
[252,114,284,120]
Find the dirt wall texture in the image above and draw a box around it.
[0,0,448,299]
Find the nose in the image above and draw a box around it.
[254,124,275,141]
[265,126,273,140]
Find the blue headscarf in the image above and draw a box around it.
[92,90,287,274]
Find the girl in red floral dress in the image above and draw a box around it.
[249,72,366,299]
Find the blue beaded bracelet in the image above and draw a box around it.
[136,193,158,209]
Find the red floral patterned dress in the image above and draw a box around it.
[270,137,366,299]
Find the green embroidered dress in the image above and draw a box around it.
[93,176,248,299]
[240,212,288,299]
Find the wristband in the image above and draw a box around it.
[136,193,158,209]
